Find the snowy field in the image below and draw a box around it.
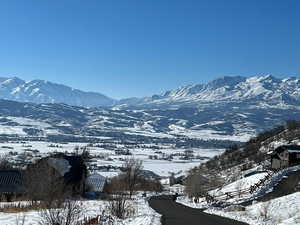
[0,198,161,225]
[168,124,252,142]
[0,141,224,177]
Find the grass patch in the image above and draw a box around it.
[0,202,46,213]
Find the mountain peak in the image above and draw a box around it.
[118,75,300,108]
[0,77,114,107]
[208,76,246,89]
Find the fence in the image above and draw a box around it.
[205,169,281,204]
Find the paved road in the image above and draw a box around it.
[149,195,248,225]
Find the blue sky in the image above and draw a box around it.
[0,0,300,99]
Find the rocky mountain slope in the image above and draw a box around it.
[0,75,300,143]
[2,75,300,110]
[0,77,114,107]
[119,75,300,109]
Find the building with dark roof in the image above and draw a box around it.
[271,145,300,169]
[0,170,25,201]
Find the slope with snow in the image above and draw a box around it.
[119,75,300,109]
[0,198,161,225]
[0,77,114,107]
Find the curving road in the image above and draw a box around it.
[149,195,248,225]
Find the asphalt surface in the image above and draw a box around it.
[149,195,248,225]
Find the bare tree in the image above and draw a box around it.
[185,173,209,199]
[139,178,163,193]
[0,154,13,170]
[106,175,127,195]
[15,214,26,225]
[121,157,143,198]
[24,161,70,206]
[108,193,135,219]
[235,180,244,198]
[260,201,272,221]
[39,199,84,225]
[185,167,224,200]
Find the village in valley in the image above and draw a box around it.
[2,1,300,224]
[0,120,300,224]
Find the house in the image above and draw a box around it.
[270,145,300,169]
[0,170,25,201]
[169,184,184,194]
[26,153,87,196]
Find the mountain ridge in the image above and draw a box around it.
[1,75,300,110]
[0,77,115,107]
[118,75,300,109]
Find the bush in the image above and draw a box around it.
[38,200,84,225]
[107,193,135,219]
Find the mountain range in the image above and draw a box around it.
[118,75,300,109]
[0,75,300,142]
[0,77,114,107]
[1,75,300,109]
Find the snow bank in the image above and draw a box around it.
[206,192,300,225]
[0,199,161,225]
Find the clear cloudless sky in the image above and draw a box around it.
[0,0,300,99]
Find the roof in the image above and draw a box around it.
[0,170,25,194]
[140,170,161,180]
[86,173,106,192]
[273,145,300,154]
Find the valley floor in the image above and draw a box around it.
[0,141,223,177]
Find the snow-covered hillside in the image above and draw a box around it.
[0,97,300,142]
[119,75,300,109]
[0,77,114,107]
[0,198,161,225]
[1,75,300,141]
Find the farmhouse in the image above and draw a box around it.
[270,145,300,169]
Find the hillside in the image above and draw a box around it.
[185,121,300,192]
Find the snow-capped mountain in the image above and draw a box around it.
[0,75,300,143]
[0,77,115,107]
[119,75,300,109]
[2,75,300,109]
